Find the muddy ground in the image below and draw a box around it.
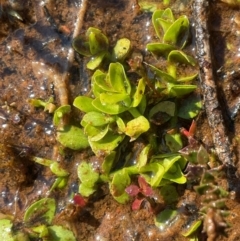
[0,0,240,240]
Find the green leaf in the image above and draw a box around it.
[146,63,176,83]
[125,116,150,141]
[163,16,189,48]
[87,28,108,55]
[89,132,124,156]
[53,105,71,126]
[88,125,109,142]
[32,156,54,167]
[48,225,76,241]
[79,183,97,197]
[78,161,99,187]
[92,97,128,114]
[155,208,178,229]
[100,93,131,105]
[109,62,131,94]
[140,163,165,187]
[132,78,146,107]
[112,38,131,61]
[149,101,175,120]
[152,9,165,38]
[157,18,173,33]
[73,96,98,113]
[82,112,116,126]
[168,84,197,97]
[177,72,198,82]
[137,144,151,168]
[92,70,108,97]
[72,36,91,57]
[152,9,174,39]
[160,155,182,172]
[138,1,158,12]
[77,161,99,196]
[178,94,202,119]
[163,163,186,184]
[110,169,131,203]
[49,162,69,177]
[165,133,183,152]
[168,50,197,66]
[0,219,14,241]
[116,116,126,133]
[31,224,49,238]
[87,52,106,70]
[146,43,176,57]
[182,220,202,237]
[24,198,56,225]
[102,151,116,174]
[56,125,89,150]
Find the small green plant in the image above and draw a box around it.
[25,7,218,241]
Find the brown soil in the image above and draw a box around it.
[0,0,240,240]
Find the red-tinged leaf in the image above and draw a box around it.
[73,193,86,207]
[180,127,190,138]
[132,198,144,210]
[138,176,154,197]
[188,120,196,137]
[125,185,140,196]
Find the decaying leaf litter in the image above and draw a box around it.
[0,0,240,240]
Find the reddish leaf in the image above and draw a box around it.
[125,184,140,196]
[73,193,86,207]
[132,198,144,210]
[138,176,154,197]
[188,120,196,136]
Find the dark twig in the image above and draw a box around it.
[192,0,236,183]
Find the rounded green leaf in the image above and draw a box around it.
[146,63,176,83]
[92,97,128,115]
[182,220,202,237]
[146,43,176,57]
[89,132,124,155]
[82,112,115,126]
[48,225,76,241]
[112,38,131,61]
[110,169,131,204]
[72,36,91,57]
[0,219,14,241]
[132,78,146,107]
[56,125,89,150]
[155,208,178,230]
[24,198,56,225]
[87,52,106,70]
[178,94,202,119]
[73,96,98,113]
[140,163,165,187]
[100,93,131,105]
[77,161,99,196]
[88,125,109,142]
[168,50,197,66]
[50,162,69,177]
[165,133,183,152]
[87,27,109,55]
[149,101,175,119]
[102,151,116,174]
[163,164,186,184]
[125,116,150,141]
[109,62,131,94]
[168,84,197,97]
[53,105,71,126]
[163,15,189,48]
